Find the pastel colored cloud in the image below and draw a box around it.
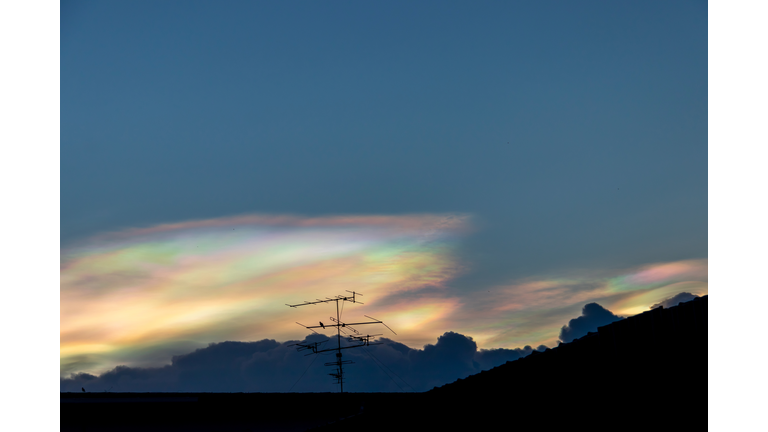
[60,213,706,378]
[61,214,471,376]
[445,259,708,350]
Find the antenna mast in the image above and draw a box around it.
[286,291,396,393]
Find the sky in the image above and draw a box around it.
[60,0,708,389]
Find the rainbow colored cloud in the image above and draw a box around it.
[61,214,471,376]
[61,213,706,378]
[450,259,708,349]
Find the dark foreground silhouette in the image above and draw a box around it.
[61,296,707,431]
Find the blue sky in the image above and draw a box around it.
[62,0,706,285]
[58,0,709,390]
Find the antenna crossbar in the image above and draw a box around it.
[286,291,393,393]
[285,291,364,308]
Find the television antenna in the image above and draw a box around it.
[286,291,396,393]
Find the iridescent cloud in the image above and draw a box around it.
[447,259,708,349]
[61,214,471,376]
[61,213,706,377]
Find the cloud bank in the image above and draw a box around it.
[61,331,542,393]
[61,297,696,393]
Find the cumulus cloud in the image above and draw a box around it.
[558,303,623,344]
[61,331,544,393]
[650,292,699,310]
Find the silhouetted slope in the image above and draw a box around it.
[432,295,706,393]
[323,296,707,431]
